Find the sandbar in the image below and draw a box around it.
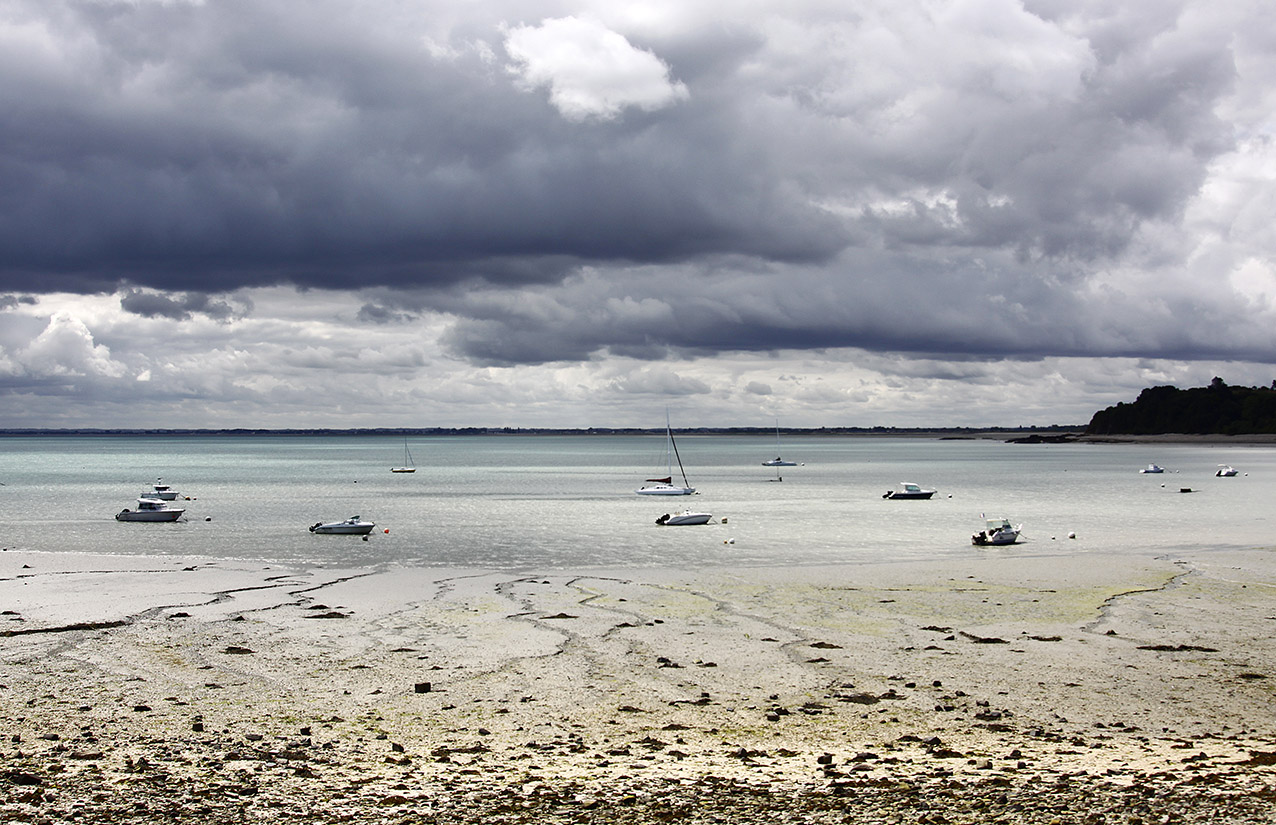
[2,546,1274,822]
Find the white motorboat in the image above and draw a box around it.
[883,482,936,500]
[655,511,713,526]
[116,497,185,522]
[1216,464,1238,477]
[972,516,1022,546]
[147,478,181,500]
[1139,464,1165,474]
[636,411,696,496]
[310,516,376,535]
[391,439,416,473]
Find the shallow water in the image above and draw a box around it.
[1,434,1272,570]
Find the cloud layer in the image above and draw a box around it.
[2,0,1275,427]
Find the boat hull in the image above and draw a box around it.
[310,519,376,534]
[636,485,696,495]
[885,491,935,499]
[116,508,184,522]
[762,460,796,467]
[391,468,416,473]
[972,531,1019,546]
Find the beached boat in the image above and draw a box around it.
[655,510,713,526]
[762,420,797,466]
[636,411,696,496]
[971,516,1022,546]
[391,439,416,473]
[146,478,181,500]
[116,497,186,522]
[883,482,936,500]
[1216,464,1238,477]
[1139,464,1165,474]
[310,516,376,534]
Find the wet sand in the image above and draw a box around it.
[3,547,1275,822]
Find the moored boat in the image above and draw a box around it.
[883,482,936,500]
[761,419,798,466]
[116,498,186,522]
[310,516,376,534]
[636,411,697,496]
[972,516,1021,546]
[147,478,181,500]
[1139,464,1165,474]
[1216,464,1238,477]
[391,439,416,473]
[656,511,713,526]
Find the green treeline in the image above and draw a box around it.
[1086,378,1276,435]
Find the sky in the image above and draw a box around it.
[2,0,1275,429]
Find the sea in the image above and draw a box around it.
[1,434,1273,571]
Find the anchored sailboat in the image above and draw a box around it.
[762,419,797,467]
[391,439,416,473]
[636,411,697,495]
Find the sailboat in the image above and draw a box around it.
[762,420,797,467]
[391,439,416,473]
[636,411,697,495]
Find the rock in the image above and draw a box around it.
[839,692,881,705]
[959,632,1009,644]
[1137,644,1218,653]
[5,770,42,786]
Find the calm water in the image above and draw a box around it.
[1,435,1272,570]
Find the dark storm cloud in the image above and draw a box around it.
[0,0,842,296]
[1,294,38,309]
[1,0,1272,374]
[119,289,249,321]
[356,302,416,325]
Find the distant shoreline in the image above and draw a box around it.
[3,427,1276,445]
[0,426,1084,438]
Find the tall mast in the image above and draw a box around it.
[668,409,690,488]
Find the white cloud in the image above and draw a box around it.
[503,16,689,121]
[16,313,127,379]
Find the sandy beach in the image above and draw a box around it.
[3,547,1275,823]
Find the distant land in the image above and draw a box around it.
[0,425,1083,438]
[1087,378,1276,436]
